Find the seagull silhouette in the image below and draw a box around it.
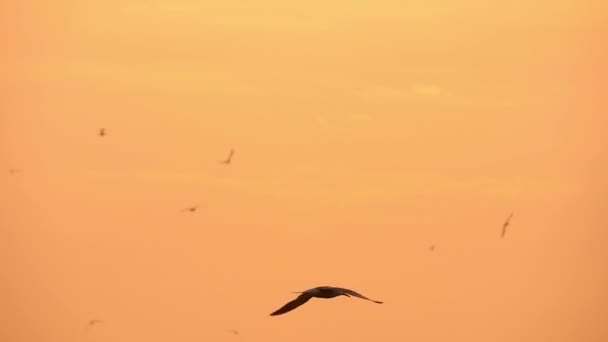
[220,148,235,165]
[82,319,104,338]
[98,128,106,137]
[501,212,514,238]
[270,286,383,316]
[429,244,436,252]
[88,319,103,326]
[180,205,199,213]
[8,168,20,175]
[225,328,240,336]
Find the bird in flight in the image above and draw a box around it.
[270,286,383,316]
[180,205,199,213]
[225,328,240,336]
[86,319,103,329]
[8,168,20,175]
[220,148,235,165]
[429,244,436,252]
[88,319,103,326]
[98,128,106,137]
[501,212,514,238]
[82,319,104,337]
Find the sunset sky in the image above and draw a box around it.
[1,1,607,341]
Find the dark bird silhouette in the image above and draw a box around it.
[501,212,514,238]
[429,244,436,252]
[225,328,240,336]
[82,319,104,338]
[83,319,103,331]
[180,205,199,213]
[270,286,383,316]
[88,319,103,326]
[8,168,20,175]
[98,128,106,137]
[220,148,235,165]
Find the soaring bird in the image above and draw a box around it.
[180,205,199,213]
[220,148,235,165]
[8,168,20,175]
[98,128,106,137]
[88,319,103,326]
[429,244,436,252]
[501,212,514,238]
[270,286,383,316]
[225,328,240,336]
[82,319,104,337]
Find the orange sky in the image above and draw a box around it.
[1,1,607,341]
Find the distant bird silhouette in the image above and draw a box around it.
[225,328,240,336]
[82,319,104,337]
[501,212,514,238]
[88,319,103,326]
[270,286,383,316]
[220,148,235,165]
[8,168,20,175]
[429,244,436,252]
[98,128,106,137]
[180,205,199,213]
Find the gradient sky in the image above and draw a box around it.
[1,1,607,342]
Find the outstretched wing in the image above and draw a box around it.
[504,212,514,225]
[501,212,514,238]
[220,149,235,164]
[270,293,312,316]
[223,149,234,162]
[338,288,383,304]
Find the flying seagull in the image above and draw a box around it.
[88,319,103,326]
[220,148,235,165]
[83,319,103,332]
[501,212,514,238]
[98,128,106,137]
[180,205,199,213]
[270,286,383,316]
[82,319,104,337]
[225,328,240,336]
